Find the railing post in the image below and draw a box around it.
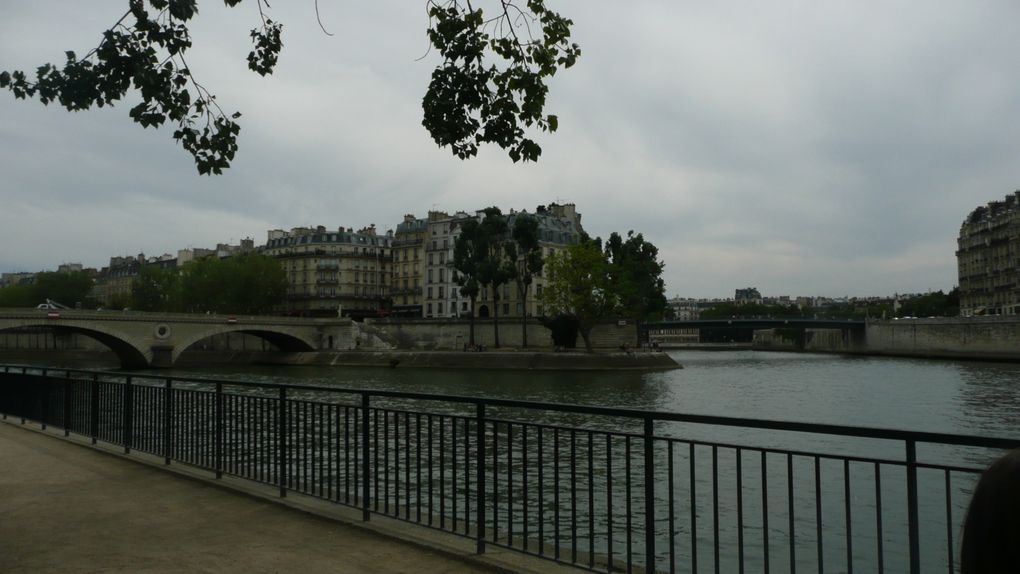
[123,376,133,454]
[40,369,48,430]
[906,440,920,574]
[361,392,371,522]
[164,379,173,465]
[475,402,486,554]
[278,385,288,498]
[215,382,224,479]
[90,373,99,444]
[644,416,656,573]
[63,372,72,437]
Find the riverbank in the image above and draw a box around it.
[0,348,681,371]
[260,350,682,371]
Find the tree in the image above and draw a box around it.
[0,283,36,308]
[178,253,286,314]
[131,265,180,311]
[539,240,615,353]
[509,213,543,347]
[453,217,484,346]
[476,207,515,348]
[1,1,580,174]
[604,231,667,322]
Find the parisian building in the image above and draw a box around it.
[416,202,586,320]
[390,215,428,317]
[957,191,1020,316]
[263,225,392,318]
[423,210,475,318]
[493,203,585,319]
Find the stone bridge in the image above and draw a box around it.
[0,309,353,368]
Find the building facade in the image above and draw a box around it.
[493,203,585,319]
[263,225,392,317]
[957,191,1020,316]
[390,215,428,317]
[424,210,475,318]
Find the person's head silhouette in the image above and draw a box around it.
[961,449,1020,573]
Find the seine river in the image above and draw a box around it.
[157,350,1020,438]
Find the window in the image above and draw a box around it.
[443,239,448,249]
[428,253,434,265]
[437,302,444,314]
[438,286,445,299]
[427,269,433,283]
[427,303,433,315]
[439,252,445,264]
[462,301,468,311]
[427,287,433,299]
[439,269,445,282]
[502,303,509,315]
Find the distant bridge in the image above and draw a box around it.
[646,318,866,331]
[642,318,866,346]
[0,309,352,368]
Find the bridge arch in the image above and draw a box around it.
[171,326,318,365]
[0,323,151,369]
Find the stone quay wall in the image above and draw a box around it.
[356,318,637,351]
[863,317,1020,360]
[753,318,1020,361]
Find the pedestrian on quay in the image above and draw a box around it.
[960,448,1020,573]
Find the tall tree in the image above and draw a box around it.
[604,231,667,321]
[453,217,484,345]
[539,240,614,353]
[131,265,180,311]
[30,271,95,308]
[476,207,515,348]
[509,214,544,347]
[179,253,286,314]
[1,1,579,174]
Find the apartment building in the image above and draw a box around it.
[390,215,428,317]
[957,191,1020,316]
[263,225,392,317]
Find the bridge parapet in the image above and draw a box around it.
[0,309,353,368]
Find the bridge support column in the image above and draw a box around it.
[150,345,174,368]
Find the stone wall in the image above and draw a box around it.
[356,318,637,350]
[864,317,1020,360]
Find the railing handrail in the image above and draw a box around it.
[5,363,1019,451]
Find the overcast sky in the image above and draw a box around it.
[2,1,1019,298]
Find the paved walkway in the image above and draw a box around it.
[0,421,492,573]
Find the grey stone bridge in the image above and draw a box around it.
[0,309,353,368]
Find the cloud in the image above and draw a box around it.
[3,1,1020,298]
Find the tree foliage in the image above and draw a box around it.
[177,253,287,314]
[508,213,543,346]
[131,265,181,311]
[453,217,484,344]
[125,254,286,314]
[538,240,614,352]
[604,231,667,321]
[2,0,579,174]
[475,207,516,347]
[897,289,959,318]
[0,271,96,308]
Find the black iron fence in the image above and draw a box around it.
[1,364,1017,574]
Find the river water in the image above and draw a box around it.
[156,350,1020,438]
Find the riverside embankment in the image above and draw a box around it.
[753,316,1020,361]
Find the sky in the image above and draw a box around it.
[2,1,1020,299]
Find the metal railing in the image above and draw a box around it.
[1,364,1017,574]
